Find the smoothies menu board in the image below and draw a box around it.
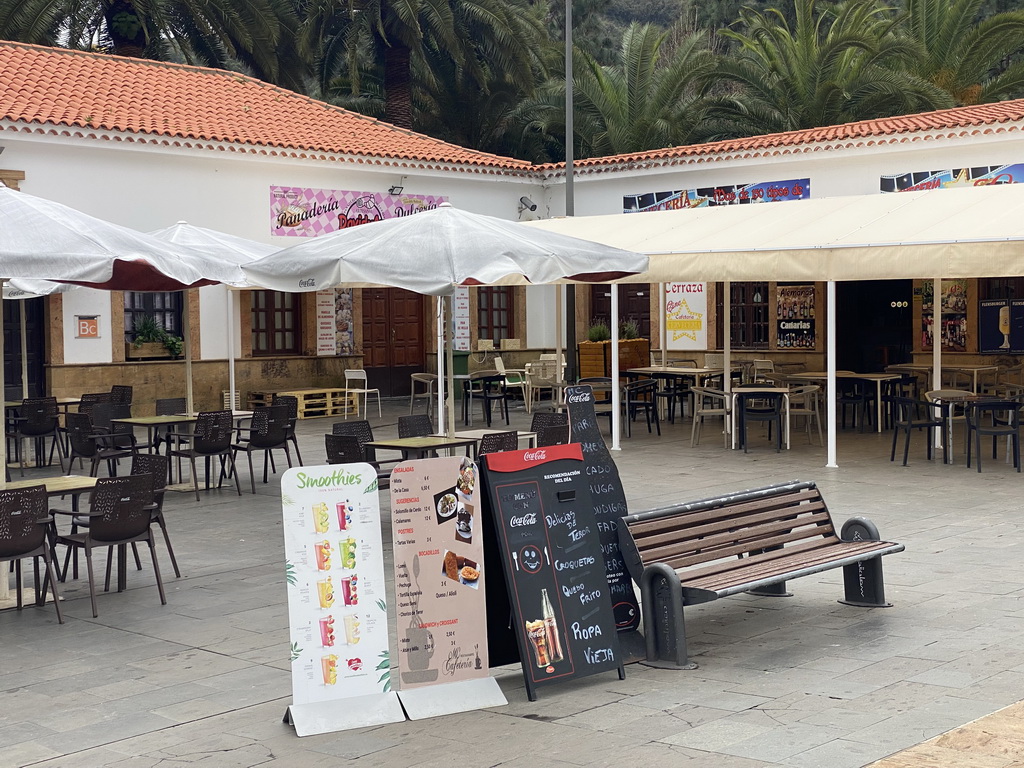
[565,385,641,632]
[482,444,623,701]
[281,464,402,735]
[390,457,490,690]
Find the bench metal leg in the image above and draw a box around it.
[641,563,697,669]
[747,581,792,597]
[839,517,894,608]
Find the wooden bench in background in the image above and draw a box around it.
[617,480,905,668]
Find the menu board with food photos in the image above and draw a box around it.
[564,385,642,634]
[281,464,404,736]
[389,456,506,719]
[481,444,624,701]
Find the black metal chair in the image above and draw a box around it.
[965,400,1021,472]
[623,379,660,437]
[168,410,242,501]
[838,379,873,432]
[654,374,690,423]
[479,375,511,427]
[477,430,518,455]
[272,394,304,466]
[0,485,62,623]
[91,402,139,451]
[7,397,65,475]
[890,396,946,466]
[130,452,180,578]
[56,474,165,618]
[65,411,133,477]
[231,405,293,493]
[736,390,784,452]
[398,414,434,438]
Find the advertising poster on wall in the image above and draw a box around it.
[979,299,1024,354]
[389,456,505,718]
[270,187,448,237]
[664,283,706,350]
[315,291,336,356]
[335,289,355,355]
[452,286,470,352]
[881,164,1024,193]
[921,279,968,352]
[281,464,403,736]
[623,178,810,213]
[776,285,816,349]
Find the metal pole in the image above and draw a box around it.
[611,286,620,451]
[933,277,942,450]
[659,283,666,366]
[563,0,577,383]
[436,297,445,434]
[826,281,838,468]
[19,300,27,399]
[182,289,194,414]
[446,295,456,437]
[226,289,236,410]
[724,281,732,447]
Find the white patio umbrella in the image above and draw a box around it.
[149,222,275,412]
[0,184,249,477]
[244,202,648,434]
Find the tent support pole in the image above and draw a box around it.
[724,281,732,447]
[436,297,445,435]
[445,296,455,437]
[610,286,621,451]
[226,289,236,410]
[933,277,942,450]
[659,283,666,367]
[183,289,193,415]
[0,280,7,602]
[19,300,27,400]
[826,281,838,468]
[555,286,564,384]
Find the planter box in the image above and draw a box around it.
[578,338,650,379]
[125,342,173,359]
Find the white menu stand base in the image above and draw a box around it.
[398,677,506,720]
[284,692,405,736]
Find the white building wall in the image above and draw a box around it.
[61,286,112,364]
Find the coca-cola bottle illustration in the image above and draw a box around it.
[541,588,564,663]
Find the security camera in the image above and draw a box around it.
[519,196,537,212]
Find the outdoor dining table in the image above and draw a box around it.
[365,435,477,461]
[434,429,538,456]
[886,364,1000,394]
[785,371,903,433]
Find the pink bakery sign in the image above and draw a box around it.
[271,186,448,237]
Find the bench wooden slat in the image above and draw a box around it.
[632,499,830,551]
[627,489,822,536]
[635,508,833,564]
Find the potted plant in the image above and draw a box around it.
[578,318,650,378]
[126,314,184,359]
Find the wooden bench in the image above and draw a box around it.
[617,480,905,668]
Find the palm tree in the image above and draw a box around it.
[307,0,549,130]
[0,0,303,89]
[520,24,715,159]
[898,0,1024,105]
[701,0,952,139]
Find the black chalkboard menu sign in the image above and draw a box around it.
[564,385,641,633]
[481,443,624,701]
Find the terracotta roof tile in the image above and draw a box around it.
[0,41,533,171]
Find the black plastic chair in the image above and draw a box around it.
[91,402,138,451]
[890,396,946,466]
[65,411,133,477]
[398,414,434,438]
[477,431,518,455]
[272,394,304,466]
[7,397,65,475]
[333,420,401,478]
[153,397,187,453]
[623,379,660,437]
[838,379,873,432]
[110,385,133,406]
[536,424,570,447]
[736,391,785,452]
[56,474,165,618]
[479,375,511,427]
[168,411,242,501]
[530,411,568,433]
[0,485,62,623]
[231,405,292,493]
[966,400,1021,472]
[654,374,691,423]
[130,452,180,578]
[325,433,364,464]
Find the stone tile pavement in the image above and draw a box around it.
[2,395,1024,767]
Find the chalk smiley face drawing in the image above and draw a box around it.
[519,545,542,574]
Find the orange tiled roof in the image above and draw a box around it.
[540,101,1024,174]
[0,40,533,173]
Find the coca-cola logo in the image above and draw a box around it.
[298,278,316,288]
[567,392,590,403]
[523,450,547,462]
[510,512,537,527]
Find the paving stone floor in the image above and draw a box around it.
[3,395,1024,767]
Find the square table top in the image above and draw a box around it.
[111,415,198,427]
[4,475,98,495]
[366,436,477,451]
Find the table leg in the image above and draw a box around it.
[117,543,127,592]
[876,382,884,433]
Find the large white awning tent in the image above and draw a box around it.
[528,183,1024,283]
[527,183,1024,467]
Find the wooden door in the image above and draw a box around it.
[361,288,426,397]
[590,284,652,338]
[4,297,45,400]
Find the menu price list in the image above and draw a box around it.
[565,386,641,632]
[390,457,490,690]
[482,444,623,701]
[282,465,391,705]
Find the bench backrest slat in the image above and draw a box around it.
[628,489,822,536]
[677,537,836,584]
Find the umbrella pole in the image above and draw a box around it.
[226,289,236,411]
[19,301,27,399]
[660,282,666,367]
[435,297,445,434]
[933,277,942,451]
[183,290,194,414]
[611,287,621,451]
[0,280,6,603]
[555,285,564,384]
[826,281,838,468]
[446,296,456,437]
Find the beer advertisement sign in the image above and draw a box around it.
[281,464,403,736]
[481,444,624,701]
[664,283,707,351]
[389,457,505,718]
[776,285,816,350]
